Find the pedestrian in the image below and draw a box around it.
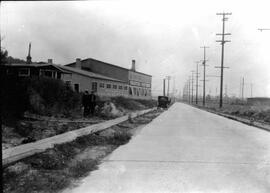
[82,90,90,117]
[89,90,97,115]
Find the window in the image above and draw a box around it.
[44,70,53,77]
[74,84,79,93]
[57,72,61,79]
[99,83,105,88]
[124,86,128,90]
[118,85,123,90]
[18,68,30,77]
[92,82,97,92]
[106,84,111,89]
[113,85,117,89]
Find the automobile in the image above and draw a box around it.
[157,96,171,108]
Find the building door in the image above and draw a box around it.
[92,82,97,92]
[74,84,79,92]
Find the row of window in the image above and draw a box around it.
[66,81,151,97]
[99,82,127,90]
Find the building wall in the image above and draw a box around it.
[66,59,152,100]
[247,97,270,106]
[61,72,129,99]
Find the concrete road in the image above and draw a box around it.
[63,103,270,193]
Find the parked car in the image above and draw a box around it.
[157,96,171,108]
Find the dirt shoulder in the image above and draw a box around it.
[194,103,270,125]
[3,109,163,193]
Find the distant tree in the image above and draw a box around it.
[7,56,26,64]
[0,47,8,65]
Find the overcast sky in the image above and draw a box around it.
[1,0,270,97]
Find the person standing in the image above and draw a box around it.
[89,91,97,115]
[82,90,90,117]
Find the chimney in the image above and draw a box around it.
[76,58,81,69]
[131,60,136,71]
[26,42,32,64]
[48,59,53,64]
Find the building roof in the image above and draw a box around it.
[58,65,126,83]
[66,58,152,77]
[3,63,70,73]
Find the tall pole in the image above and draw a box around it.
[188,77,191,103]
[242,77,244,100]
[216,12,232,108]
[166,76,171,97]
[173,76,175,101]
[250,83,253,98]
[195,61,199,104]
[200,46,209,106]
[191,71,194,103]
[163,78,166,96]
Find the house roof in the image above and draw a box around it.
[3,63,71,73]
[66,58,152,77]
[58,65,126,83]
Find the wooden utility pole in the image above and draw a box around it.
[200,46,209,106]
[188,76,191,103]
[163,78,166,96]
[195,61,200,104]
[191,71,195,103]
[216,12,231,108]
[166,76,171,97]
[242,77,245,101]
[250,83,253,98]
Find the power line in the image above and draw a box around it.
[216,12,232,108]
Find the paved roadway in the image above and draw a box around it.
[63,103,270,193]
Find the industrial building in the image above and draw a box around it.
[247,97,270,106]
[66,58,152,99]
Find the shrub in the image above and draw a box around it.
[1,76,81,124]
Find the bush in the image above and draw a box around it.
[1,76,81,124]
[111,96,156,111]
[1,76,30,125]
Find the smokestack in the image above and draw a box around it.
[76,58,81,69]
[131,60,136,71]
[48,59,53,64]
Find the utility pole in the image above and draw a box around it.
[173,76,175,101]
[163,78,166,96]
[191,71,195,103]
[242,77,245,100]
[250,83,253,98]
[216,12,231,108]
[166,76,171,97]
[195,61,200,104]
[200,46,209,106]
[188,76,191,103]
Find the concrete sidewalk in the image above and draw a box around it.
[63,103,270,193]
[3,108,154,166]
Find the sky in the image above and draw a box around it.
[1,0,270,97]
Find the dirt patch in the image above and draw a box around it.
[3,109,163,193]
